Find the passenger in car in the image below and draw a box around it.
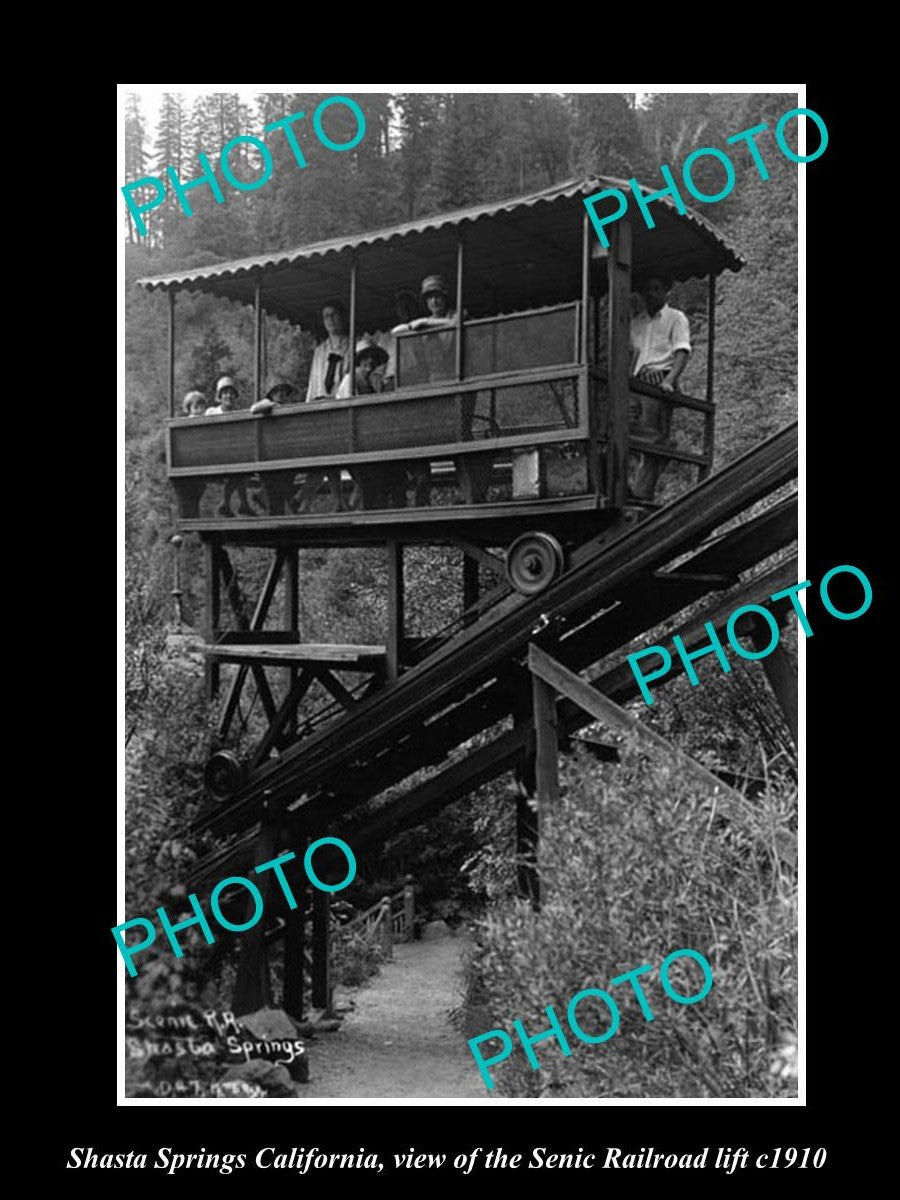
[205,376,240,415]
[250,375,300,413]
[306,301,350,401]
[337,338,407,510]
[377,289,420,391]
[183,390,207,417]
[336,336,389,398]
[205,377,254,517]
[628,274,691,501]
[251,376,302,514]
[411,274,456,328]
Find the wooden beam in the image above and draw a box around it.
[702,275,716,479]
[580,209,590,366]
[386,539,404,682]
[348,254,357,395]
[203,539,221,701]
[254,275,264,405]
[286,549,299,738]
[706,274,716,405]
[455,229,465,380]
[249,668,315,769]
[313,667,358,712]
[210,643,386,669]
[282,897,306,1021]
[528,643,744,809]
[606,220,632,508]
[167,289,176,420]
[463,553,480,612]
[450,538,507,579]
[311,886,332,1011]
[532,669,559,906]
[752,620,798,746]
[232,818,277,1016]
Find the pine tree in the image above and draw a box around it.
[124,93,148,244]
[395,94,440,219]
[150,93,188,246]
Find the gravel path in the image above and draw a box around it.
[300,936,486,1098]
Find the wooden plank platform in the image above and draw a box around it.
[178,494,606,542]
[207,643,387,670]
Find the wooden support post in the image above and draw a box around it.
[348,254,357,396]
[583,211,603,496]
[462,553,480,613]
[203,539,221,701]
[254,276,264,404]
[232,816,277,1016]
[455,231,465,380]
[752,619,798,746]
[706,274,716,404]
[606,220,633,508]
[580,209,590,365]
[311,886,332,1012]
[282,896,306,1021]
[532,670,559,902]
[702,274,716,478]
[514,707,539,904]
[286,548,300,738]
[386,539,404,682]
[167,288,176,419]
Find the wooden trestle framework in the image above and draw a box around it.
[185,427,798,1018]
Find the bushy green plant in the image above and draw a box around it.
[463,742,797,1097]
[332,925,387,988]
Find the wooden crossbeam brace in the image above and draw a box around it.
[450,538,508,579]
[314,667,358,712]
[528,642,745,809]
[249,668,315,770]
[218,550,286,738]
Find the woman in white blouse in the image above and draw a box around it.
[305,301,350,401]
[297,301,350,509]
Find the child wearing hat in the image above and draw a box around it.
[336,336,389,398]
[205,376,254,517]
[183,390,207,417]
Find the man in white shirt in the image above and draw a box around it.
[628,274,691,500]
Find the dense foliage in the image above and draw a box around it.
[460,745,797,1097]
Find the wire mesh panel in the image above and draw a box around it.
[395,304,579,389]
[258,404,352,460]
[465,305,578,377]
[352,378,581,455]
[170,416,257,467]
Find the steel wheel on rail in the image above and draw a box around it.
[505,532,565,595]
[204,750,246,801]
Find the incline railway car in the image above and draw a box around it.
[136,177,744,782]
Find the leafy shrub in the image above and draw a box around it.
[332,925,388,988]
[462,741,797,1097]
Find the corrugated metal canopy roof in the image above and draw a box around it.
[136,177,745,332]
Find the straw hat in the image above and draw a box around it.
[420,274,450,298]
